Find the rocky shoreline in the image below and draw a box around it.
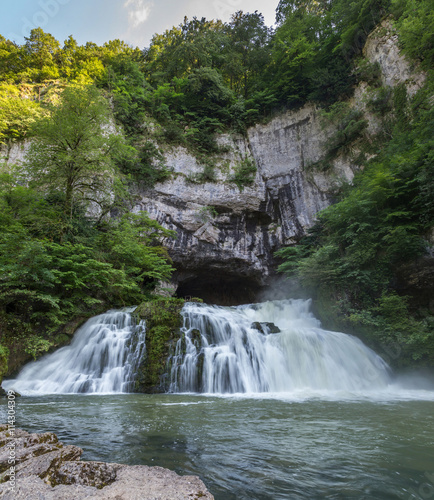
[0,425,214,499]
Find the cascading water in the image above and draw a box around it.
[4,309,146,395]
[169,299,392,394]
[5,299,394,397]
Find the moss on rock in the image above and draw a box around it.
[134,298,185,393]
[0,344,9,390]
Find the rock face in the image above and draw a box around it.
[0,426,214,499]
[134,106,350,304]
[363,19,426,95]
[130,21,424,304]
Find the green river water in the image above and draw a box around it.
[3,393,434,500]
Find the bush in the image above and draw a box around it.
[230,157,257,191]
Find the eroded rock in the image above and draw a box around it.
[0,427,214,500]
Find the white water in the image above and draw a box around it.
[5,299,432,398]
[3,309,146,395]
[169,299,393,394]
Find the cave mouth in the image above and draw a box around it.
[175,273,262,306]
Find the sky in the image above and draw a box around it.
[1,0,279,49]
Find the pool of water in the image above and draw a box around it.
[2,392,434,499]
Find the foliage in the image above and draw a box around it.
[0,84,42,145]
[367,86,393,116]
[0,344,8,380]
[0,3,397,155]
[186,157,217,184]
[392,0,434,69]
[355,59,382,86]
[0,163,174,365]
[119,141,171,186]
[195,206,218,224]
[24,84,129,218]
[230,157,257,191]
[134,298,185,392]
[320,102,368,160]
[277,79,434,367]
[24,336,53,360]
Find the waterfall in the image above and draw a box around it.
[4,299,393,397]
[168,299,392,394]
[4,309,146,395]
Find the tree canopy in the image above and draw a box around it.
[25,84,128,218]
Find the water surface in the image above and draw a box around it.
[2,393,434,500]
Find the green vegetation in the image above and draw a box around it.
[0,344,8,385]
[318,102,368,166]
[24,85,129,218]
[195,206,218,224]
[134,298,186,392]
[391,0,434,70]
[0,84,43,147]
[230,157,257,191]
[277,71,434,367]
[0,84,174,373]
[1,2,396,158]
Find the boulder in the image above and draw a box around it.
[251,322,281,334]
[0,427,214,499]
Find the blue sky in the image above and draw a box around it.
[1,0,278,49]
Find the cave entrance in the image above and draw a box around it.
[175,273,261,306]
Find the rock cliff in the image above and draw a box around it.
[131,21,422,303]
[133,103,347,303]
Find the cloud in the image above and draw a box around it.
[124,0,153,28]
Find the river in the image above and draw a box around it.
[2,392,434,499]
[2,299,434,498]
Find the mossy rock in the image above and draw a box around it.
[0,345,9,387]
[251,322,280,334]
[53,334,70,347]
[135,298,185,393]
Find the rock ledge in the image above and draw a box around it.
[0,425,214,499]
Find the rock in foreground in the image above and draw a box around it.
[0,425,214,499]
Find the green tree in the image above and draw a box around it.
[223,11,272,98]
[0,36,27,82]
[25,84,129,219]
[143,17,227,85]
[0,84,42,147]
[24,27,60,81]
[25,27,60,69]
[392,0,434,69]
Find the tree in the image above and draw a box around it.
[392,0,434,69]
[0,84,42,147]
[0,36,27,81]
[276,0,332,24]
[223,11,272,98]
[24,27,60,81]
[24,27,60,68]
[25,84,129,219]
[143,17,227,85]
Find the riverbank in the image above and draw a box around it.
[0,425,214,499]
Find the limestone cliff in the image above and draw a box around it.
[130,20,423,303]
[132,104,347,302]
